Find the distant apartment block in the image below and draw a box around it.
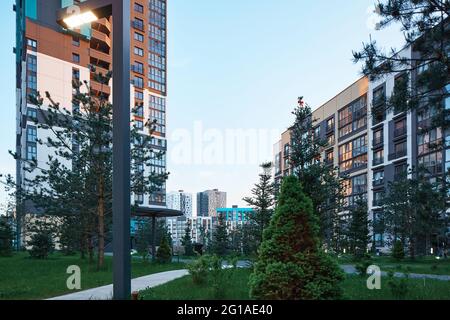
[196,189,227,217]
[167,190,193,218]
[217,205,254,231]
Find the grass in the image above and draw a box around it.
[140,269,252,300]
[338,255,450,276]
[140,269,450,300]
[0,252,186,300]
[342,276,450,300]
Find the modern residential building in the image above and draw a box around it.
[167,190,193,218]
[196,189,227,217]
[166,216,213,247]
[274,40,450,251]
[274,77,370,210]
[14,0,168,216]
[217,205,254,231]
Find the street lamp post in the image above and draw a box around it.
[57,0,131,300]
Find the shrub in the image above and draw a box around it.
[0,218,14,257]
[249,176,344,300]
[355,257,373,277]
[387,271,409,300]
[28,230,54,259]
[392,241,405,261]
[187,255,211,285]
[156,235,172,264]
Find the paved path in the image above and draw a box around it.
[47,269,189,300]
[341,265,450,281]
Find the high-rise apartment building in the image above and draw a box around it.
[274,77,369,210]
[196,189,227,217]
[167,190,193,218]
[274,42,450,251]
[15,0,168,212]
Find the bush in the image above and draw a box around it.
[0,218,14,257]
[156,235,172,264]
[355,257,373,277]
[249,176,344,300]
[387,271,409,300]
[392,241,405,261]
[187,255,211,285]
[28,231,54,259]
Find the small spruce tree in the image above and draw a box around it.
[211,213,229,257]
[0,217,14,257]
[156,234,172,264]
[249,176,344,300]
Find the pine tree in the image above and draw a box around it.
[211,213,229,257]
[382,168,446,258]
[10,70,168,268]
[243,162,275,253]
[348,197,370,259]
[0,216,14,257]
[181,221,194,256]
[353,1,449,126]
[156,233,172,264]
[249,176,344,300]
[289,97,345,249]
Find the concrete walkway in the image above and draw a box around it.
[47,269,189,300]
[341,265,450,281]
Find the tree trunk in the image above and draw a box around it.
[97,175,105,270]
[88,235,94,264]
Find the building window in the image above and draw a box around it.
[134,3,144,13]
[26,144,37,161]
[418,128,443,156]
[133,76,144,88]
[418,151,443,175]
[373,191,384,207]
[327,134,335,146]
[27,126,37,143]
[135,104,144,117]
[394,118,407,137]
[394,163,408,179]
[27,38,37,51]
[134,47,144,57]
[373,129,383,146]
[72,36,80,47]
[372,86,386,125]
[393,141,407,159]
[133,18,144,31]
[325,150,334,165]
[135,90,144,100]
[373,149,384,166]
[27,108,37,120]
[133,61,144,74]
[135,119,144,130]
[134,32,144,42]
[338,96,367,138]
[72,68,80,80]
[26,54,37,103]
[338,135,368,172]
[72,53,80,63]
[373,170,384,186]
[326,117,335,132]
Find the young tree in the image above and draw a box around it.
[289,97,345,248]
[156,233,172,264]
[181,221,194,256]
[249,176,344,300]
[10,70,168,268]
[0,216,14,257]
[243,162,275,252]
[347,197,370,259]
[211,213,229,257]
[135,218,151,262]
[382,168,446,258]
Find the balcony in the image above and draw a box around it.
[90,79,111,95]
[90,48,112,65]
[324,158,334,166]
[326,124,335,134]
[388,149,407,161]
[91,29,111,48]
[373,179,384,188]
[373,158,384,166]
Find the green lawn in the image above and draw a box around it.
[0,253,186,300]
[140,269,450,300]
[140,269,252,300]
[338,255,450,275]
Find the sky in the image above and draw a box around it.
[0,0,406,214]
